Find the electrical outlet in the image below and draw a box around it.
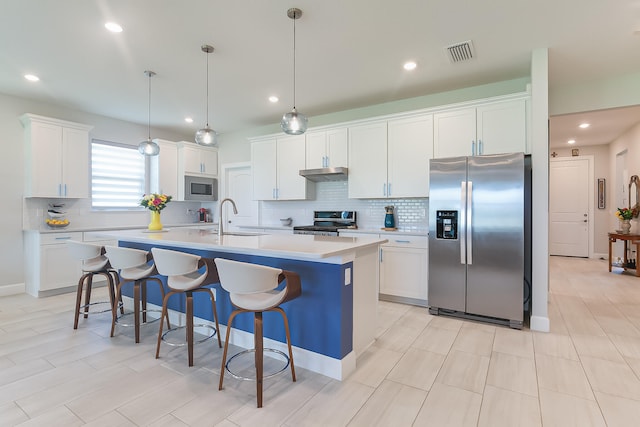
[344,267,351,286]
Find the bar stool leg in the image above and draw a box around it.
[141,281,148,323]
[219,310,241,391]
[186,291,194,366]
[133,280,141,343]
[84,275,93,319]
[255,311,264,408]
[274,307,296,382]
[73,273,88,329]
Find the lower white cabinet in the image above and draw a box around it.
[339,232,428,306]
[24,231,82,296]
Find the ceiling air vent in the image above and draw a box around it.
[445,40,475,63]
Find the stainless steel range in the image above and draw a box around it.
[293,211,357,236]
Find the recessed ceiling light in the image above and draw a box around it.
[568,139,576,144]
[268,96,279,103]
[184,117,194,123]
[105,22,123,33]
[24,74,39,82]
[579,123,590,129]
[403,61,417,71]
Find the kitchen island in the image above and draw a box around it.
[100,228,386,380]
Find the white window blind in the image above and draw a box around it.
[91,140,146,209]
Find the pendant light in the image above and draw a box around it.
[195,44,218,146]
[281,7,308,135]
[137,70,160,156]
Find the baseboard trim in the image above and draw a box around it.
[0,283,26,297]
[530,315,550,332]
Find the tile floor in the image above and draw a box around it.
[2,256,640,426]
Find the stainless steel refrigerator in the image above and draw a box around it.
[428,152,530,329]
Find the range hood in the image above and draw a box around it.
[299,167,348,182]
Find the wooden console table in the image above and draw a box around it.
[608,232,640,276]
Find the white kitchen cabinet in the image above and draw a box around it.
[24,231,83,297]
[379,235,428,305]
[348,122,388,199]
[150,139,179,197]
[178,142,218,176]
[250,135,309,200]
[305,128,348,169]
[348,115,432,199]
[433,98,527,158]
[21,114,93,198]
[339,231,428,306]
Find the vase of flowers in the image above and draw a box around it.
[140,193,172,231]
[616,207,634,234]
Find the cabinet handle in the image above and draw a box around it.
[380,248,383,262]
[471,141,476,156]
[388,183,392,196]
[394,240,411,244]
[64,183,67,196]
[383,183,387,197]
[478,140,483,155]
[55,236,72,241]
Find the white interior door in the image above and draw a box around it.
[221,163,258,231]
[549,158,590,257]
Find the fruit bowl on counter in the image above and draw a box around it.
[45,218,70,228]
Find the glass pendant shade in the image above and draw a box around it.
[138,138,160,155]
[282,8,307,136]
[195,126,217,146]
[281,108,308,135]
[139,70,159,156]
[195,44,218,147]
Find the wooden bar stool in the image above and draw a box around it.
[67,240,121,329]
[151,247,222,366]
[105,246,170,343]
[214,258,301,408]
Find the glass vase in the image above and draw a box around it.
[148,211,163,231]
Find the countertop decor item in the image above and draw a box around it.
[280,217,292,226]
[384,206,395,229]
[616,207,634,221]
[140,193,172,231]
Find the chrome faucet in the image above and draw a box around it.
[218,198,238,237]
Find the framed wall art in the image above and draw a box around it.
[598,178,606,209]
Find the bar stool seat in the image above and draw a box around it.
[67,241,121,329]
[151,247,222,366]
[105,246,170,343]
[214,258,301,408]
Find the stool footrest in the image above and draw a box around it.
[161,324,218,347]
[115,309,162,328]
[225,348,290,381]
[79,300,121,315]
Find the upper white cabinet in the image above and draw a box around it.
[305,128,348,169]
[21,114,93,198]
[150,139,179,197]
[348,115,433,199]
[251,135,308,200]
[178,142,218,176]
[433,98,527,158]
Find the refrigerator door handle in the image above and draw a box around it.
[460,181,467,264]
[467,180,473,264]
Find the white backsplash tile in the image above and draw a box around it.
[259,181,428,232]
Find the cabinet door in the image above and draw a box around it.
[61,127,90,198]
[348,122,388,198]
[182,145,202,175]
[379,246,427,300]
[387,115,433,198]
[151,140,179,197]
[29,121,63,197]
[326,128,348,167]
[305,131,327,169]
[40,243,82,291]
[433,108,476,158]
[200,148,218,176]
[251,139,277,200]
[476,99,527,155]
[276,135,307,200]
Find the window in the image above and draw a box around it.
[91,140,146,209]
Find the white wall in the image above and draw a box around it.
[609,122,640,234]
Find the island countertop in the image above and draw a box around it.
[98,228,387,264]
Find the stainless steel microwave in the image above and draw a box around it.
[185,175,217,201]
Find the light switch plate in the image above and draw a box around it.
[345,267,351,286]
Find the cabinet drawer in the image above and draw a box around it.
[40,232,82,245]
[382,235,427,249]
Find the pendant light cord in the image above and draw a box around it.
[205,49,210,127]
[147,72,151,140]
[292,12,297,110]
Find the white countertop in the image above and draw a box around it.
[29,222,218,234]
[97,228,387,263]
[338,228,428,237]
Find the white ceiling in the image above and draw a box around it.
[1,0,640,142]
